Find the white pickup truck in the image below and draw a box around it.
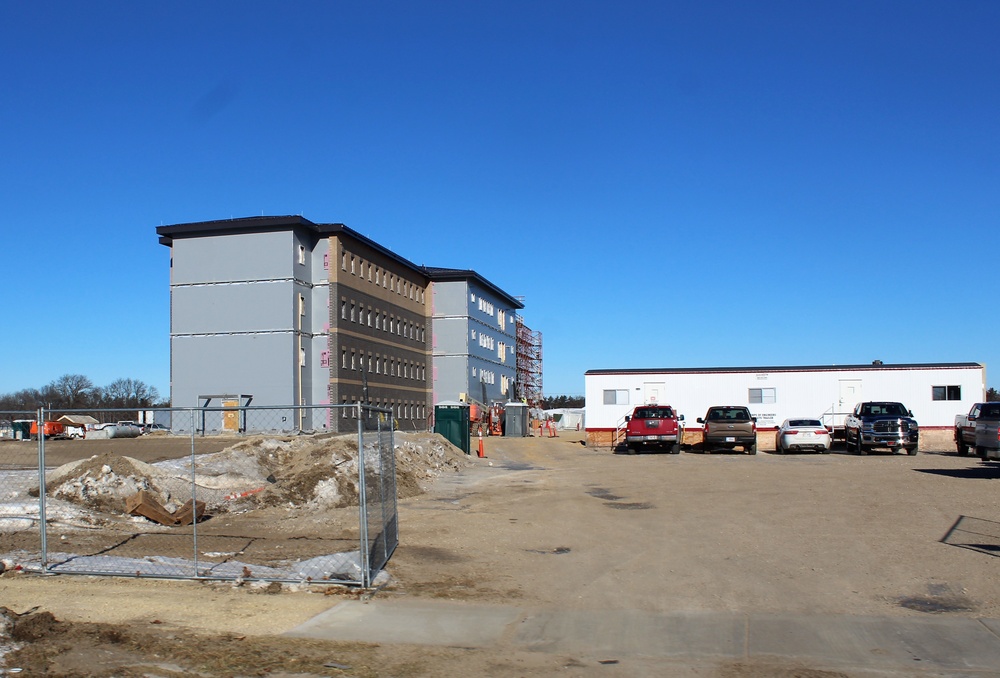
[955,402,1000,459]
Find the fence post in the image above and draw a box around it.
[37,406,48,571]
[189,408,201,577]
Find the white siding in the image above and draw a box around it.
[585,365,985,430]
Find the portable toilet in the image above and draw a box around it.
[12,420,32,441]
[504,403,529,437]
[434,401,471,454]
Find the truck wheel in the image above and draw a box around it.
[976,445,987,459]
[907,446,918,456]
[670,442,681,454]
[854,435,866,455]
[747,441,757,455]
[626,445,637,455]
[957,440,968,456]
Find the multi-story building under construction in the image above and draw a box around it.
[156,215,526,432]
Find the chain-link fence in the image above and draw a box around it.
[0,404,396,587]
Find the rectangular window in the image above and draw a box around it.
[749,388,776,404]
[340,299,347,320]
[932,385,962,401]
[298,245,305,265]
[299,347,306,367]
[603,389,628,405]
[350,302,356,322]
[341,349,347,368]
[298,294,305,316]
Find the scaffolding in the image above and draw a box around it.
[516,315,543,408]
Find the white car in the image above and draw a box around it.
[774,418,831,454]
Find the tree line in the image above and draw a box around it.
[540,395,584,409]
[0,374,164,413]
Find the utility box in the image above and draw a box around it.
[504,403,529,437]
[434,402,471,454]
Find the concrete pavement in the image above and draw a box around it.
[287,598,1000,676]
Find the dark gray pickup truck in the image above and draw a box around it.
[843,401,918,455]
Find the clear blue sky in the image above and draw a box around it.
[2,1,998,399]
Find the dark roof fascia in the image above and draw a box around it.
[585,362,984,376]
[155,216,427,277]
[156,215,319,246]
[422,267,524,309]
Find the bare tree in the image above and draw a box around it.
[49,374,95,409]
[102,378,160,409]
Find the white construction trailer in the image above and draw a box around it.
[584,362,985,445]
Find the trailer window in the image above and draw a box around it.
[604,389,628,405]
[932,386,961,401]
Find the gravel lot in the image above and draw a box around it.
[2,427,998,677]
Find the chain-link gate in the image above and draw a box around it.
[0,404,396,587]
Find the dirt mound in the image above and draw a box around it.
[40,432,471,518]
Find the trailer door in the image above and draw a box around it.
[643,382,665,404]
[838,379,862,423]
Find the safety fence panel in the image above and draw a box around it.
[0,405,398,587]
[0,410,42,569]
[359,404,398,586]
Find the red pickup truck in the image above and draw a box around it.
[624,405,685,454]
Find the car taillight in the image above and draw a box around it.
[784,430,799,435]
[751,422,756,433]
[704,423,710,434]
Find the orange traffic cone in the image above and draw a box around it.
[477,432,485,458]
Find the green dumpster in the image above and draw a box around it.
[434,402,471,454]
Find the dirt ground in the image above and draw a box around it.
[1,428,999,677]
